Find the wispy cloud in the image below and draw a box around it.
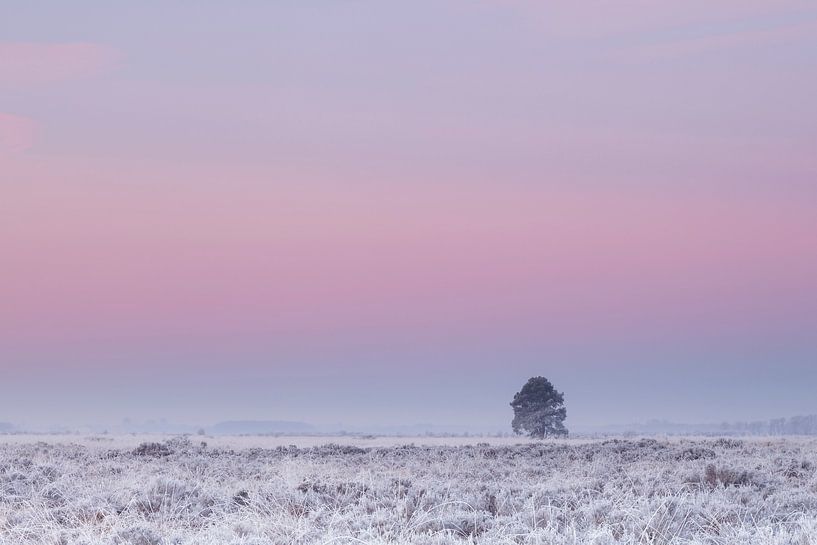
[607,17,817,62]
[0,42,120,87]
[493,1,817,39]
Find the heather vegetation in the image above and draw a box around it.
[2,436,817,544]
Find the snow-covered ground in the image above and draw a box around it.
[2,435,816,544]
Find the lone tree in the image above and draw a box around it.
[510,376,568,438]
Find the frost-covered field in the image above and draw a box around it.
[2,435,817,544]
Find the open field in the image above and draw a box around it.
[2,435,817,544]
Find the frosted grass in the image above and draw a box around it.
[1,435,816,544]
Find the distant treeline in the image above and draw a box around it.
[720,415,817,436]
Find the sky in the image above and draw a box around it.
[1,1,816,431]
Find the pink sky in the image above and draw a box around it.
[1,1,816,428]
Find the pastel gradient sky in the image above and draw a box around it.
[2,1,817,429]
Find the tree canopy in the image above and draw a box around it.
[510,376,567,438]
